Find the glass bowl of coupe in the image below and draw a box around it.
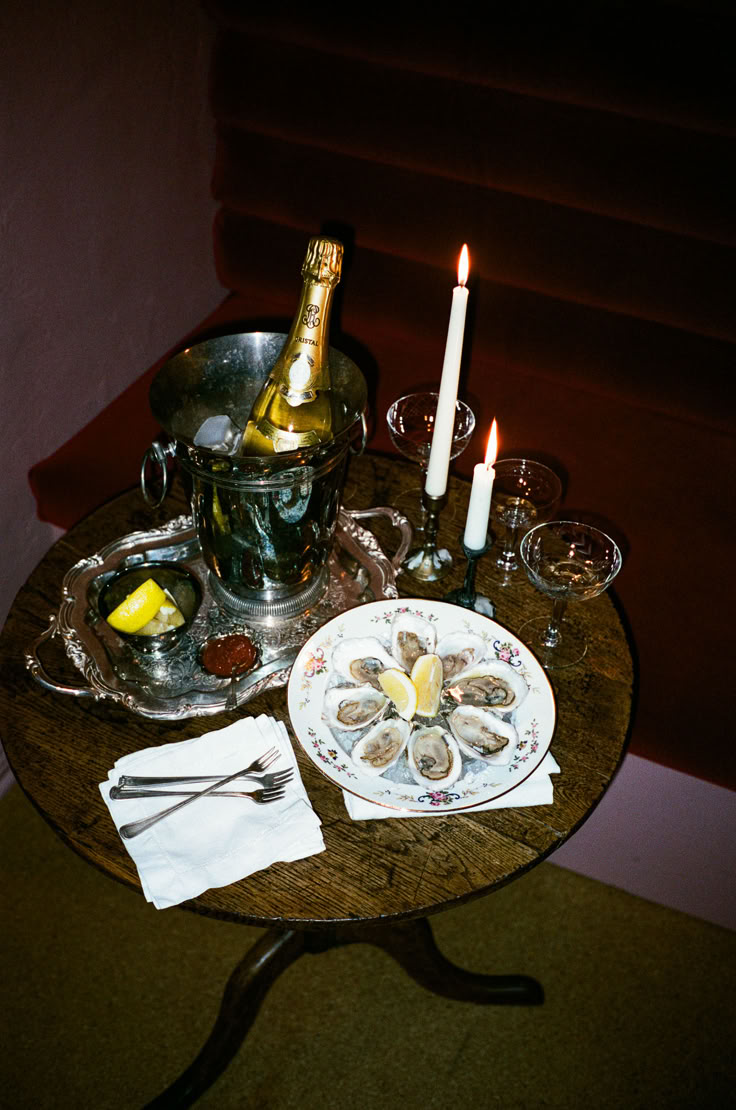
[386,391,475,528]
[519,521,622,669]
[491,459,562,573]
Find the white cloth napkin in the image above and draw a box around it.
[100,714,324,909]
[343,752,561,819]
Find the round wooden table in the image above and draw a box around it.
[0,451,634,1108]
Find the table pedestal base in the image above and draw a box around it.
[145,917,543,1108]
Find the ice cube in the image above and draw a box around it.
[193,415,242,453]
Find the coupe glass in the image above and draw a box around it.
[518,521,622,669]
[386,391,475,526]
[491,459,562,573]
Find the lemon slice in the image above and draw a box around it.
[378,668,418,721]
[106,578,168,634]
[411,653,443,717]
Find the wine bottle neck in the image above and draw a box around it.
[276,280,333,387]
[286,279,333,357]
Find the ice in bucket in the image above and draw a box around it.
[193,414,242,454]
[144,332,367,617]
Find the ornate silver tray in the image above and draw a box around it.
[26,507,411,720]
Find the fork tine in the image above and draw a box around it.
[249,746,279,773]
[256,790,286,804]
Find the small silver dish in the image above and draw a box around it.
[97,562,202,654]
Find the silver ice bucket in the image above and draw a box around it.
[142,332,368,617]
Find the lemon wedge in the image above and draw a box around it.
[410,653,443,717]
[106,578,168,634]
[378,668,418,721]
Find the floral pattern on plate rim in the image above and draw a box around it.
[289,600,554,811]
[510,719,541,770]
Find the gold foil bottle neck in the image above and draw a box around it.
[302,236,343,286]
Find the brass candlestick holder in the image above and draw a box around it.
[443,537,495,616]
[403,490,453,582]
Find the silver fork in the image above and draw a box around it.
[112,785,289,800]
[118,766,287,788]
[119,785,287,838]
[116,746,281,792]
[110,769,293,800]
[117,748,281,840]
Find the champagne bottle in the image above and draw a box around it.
[240,235,343,455]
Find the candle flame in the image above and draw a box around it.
[457,244,470,286]
[484,419,498,467]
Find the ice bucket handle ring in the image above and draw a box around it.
[349,412,368,456]
[140,440,177,507]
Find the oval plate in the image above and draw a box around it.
[26,508,409,720]
[287,598,556,813]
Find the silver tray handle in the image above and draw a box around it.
[348,506,413,571]
[25,613,98,698]
[140,440,177,507]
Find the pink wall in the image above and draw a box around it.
[549,755,736,932]
[0,0,223,792]
[1,0,222,629]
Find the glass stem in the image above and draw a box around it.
[496,524,520,569]
[506,525,520,559]
[542,598,568,648]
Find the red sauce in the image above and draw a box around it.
[201,634,259,677]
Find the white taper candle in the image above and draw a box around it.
[424,245,470,497]
[463,420,498,550]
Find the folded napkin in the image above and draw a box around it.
[343,752,560,820]
[100,714,324,909]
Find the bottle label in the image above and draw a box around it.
[286,352,313,390]
[259,417,321,451]
[277,382,317,407]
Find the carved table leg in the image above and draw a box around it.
[145,916,542,1107]
[326,918,544,1006]
[144,927,305,1110]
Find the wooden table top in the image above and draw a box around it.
[0,452,633,928]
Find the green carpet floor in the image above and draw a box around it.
[1,783,734,1110]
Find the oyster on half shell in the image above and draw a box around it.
[448,705,518,764]
[407,726,462,788]
[444,658,528,714]
[390,613,437,673]
[351,717,412,776]
[323,684,388,731]
[435,631,487,683]
[331,637,403,689]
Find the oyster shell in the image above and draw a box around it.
[331,637,403,688]
[351,718,412,776]
[390,613,437,673]
[323,684,388,731]
[407,725,462,787]
[435,631,487,683]
[448,705,518,764]
[444,658,528,714]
